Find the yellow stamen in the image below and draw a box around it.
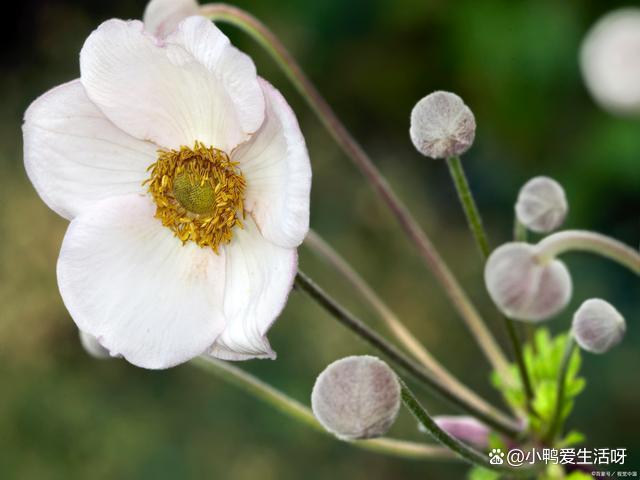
[145,142,246,253]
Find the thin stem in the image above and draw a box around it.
[446,156,490,258]
[202,2,509,380]
[536,230,640,274]
[191,356,454,460]
[545,336,577,444]
[304,229,512,422]
[514,219,528,243]
[294,271,523,439]
[400,380,532,476]
[445,157,534,414]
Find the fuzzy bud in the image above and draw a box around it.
[79,330,112,359]
[485,243,572,322]
[515,176,568,233]
[433,416,490,449]
[572,299,626,354]
[580,8,640,115]
[409,91,476,159]
[311,355,401,440]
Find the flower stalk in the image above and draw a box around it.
[445,157,535,416]
[294,270,522,439]
[400,380,531,475]
[202,2,510,380]
[192,356,455,460]
[446,156,490,258]
[304,229,512,423]
[536,230,640,274]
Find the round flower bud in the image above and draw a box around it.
[433,416,490,449]
[572,299,626,354]
[515,176,568,233]
[79,330,112,359]
[485,243,572,322]
[311,355,401,440]
[409,91,476,159]
[580,8,640,115]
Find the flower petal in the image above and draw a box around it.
[235,79,311,248]
[209,217,297,360]
[57,194,227,369]
[80,17,264,152]
[143,0,199,38]
[23,79,156,220]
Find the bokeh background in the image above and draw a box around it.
[1,0,638,478]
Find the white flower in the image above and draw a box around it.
[409,91,476,159]
[484,243,572,322]
[311,356,401,440]
[515,176,568,233]
[572,299,626,354]
[79,330,113,360]
[580,8,640,115]
[23,16,311,369]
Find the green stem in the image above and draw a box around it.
[445,157,534,415]
[545,336,577,443]
[294,271,522,439]
[536,230,640,274]
[191,356,454,460]
[400,380,532,476]
[304,230,502,419]
[202,2,509,380]
[446,156,490,258]
[514,219,528,243]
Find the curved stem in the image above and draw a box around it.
[304,229,511,421]
[446,156,490,258]
[536,230,640,274]
[400,380,532,476]
[295,270,522,439]
[192,356,454,460]
[545,335,577,444]
[202,2,509,380]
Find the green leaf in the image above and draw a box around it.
[468,466,501,480]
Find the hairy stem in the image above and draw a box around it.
[202,2,509,379]
[400,380,532,475]
[536,230,640,274]
[445,157,534,414]
[305,229,510,422]
[192,356,454,460]
[446,156,490,258]
[294,271,522,439]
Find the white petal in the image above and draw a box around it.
[80,17,264,152]
[143,0,199,38]
[209,217,297,360]
[79,330,113,360]
[235,79,311,248]
[23,80,156,220]
[57,194,227,369]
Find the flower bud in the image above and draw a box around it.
[433,416,490,449]
[409,91,476,159]
[572,299,626,354]
[485,243,572,322]
[311,355,401,440]
[580,8,640,115]
[79,330,112,359]
[515,176,568,233]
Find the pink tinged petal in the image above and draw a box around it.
[23,79,156,220]
[80,17,264,152]
[57,194,227,369]
[209,217,298,360]
[143,0,199,38]
[235,79,312,248]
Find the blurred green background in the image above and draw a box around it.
[1,0,638,478]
